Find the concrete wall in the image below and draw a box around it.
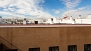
[0,27,91,51]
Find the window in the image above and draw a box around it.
[49,46,59,51]
[29,48,40,51]
[68,45,77,51]
[84,44,91,51]
[35,21,38,24]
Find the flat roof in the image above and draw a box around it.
[0,24,91,27]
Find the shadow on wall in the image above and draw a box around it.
[0,43,17,51]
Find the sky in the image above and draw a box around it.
[0,0,91,18]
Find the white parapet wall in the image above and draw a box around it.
[75,19,82,24]
[81,19,91,24]
[60,19,75,24]
[75,19,91,24]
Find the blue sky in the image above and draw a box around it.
[0,0,91,18]
[43,0,64,9]
[43,0,91,17]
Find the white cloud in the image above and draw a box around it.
[0,11,27,18]
[0,0,53,18]
[53,10,60,14]
[60,0,81,8]
[61,6,91,18]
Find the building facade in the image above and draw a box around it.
[0,25,91,51]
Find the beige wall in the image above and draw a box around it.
[0,27,91,51]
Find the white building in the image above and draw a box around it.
[75,14,91,24]
[1,14,91,24]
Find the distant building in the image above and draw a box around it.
[0,16,2,24]
[1,14,91,24]
[23,18,27,24]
